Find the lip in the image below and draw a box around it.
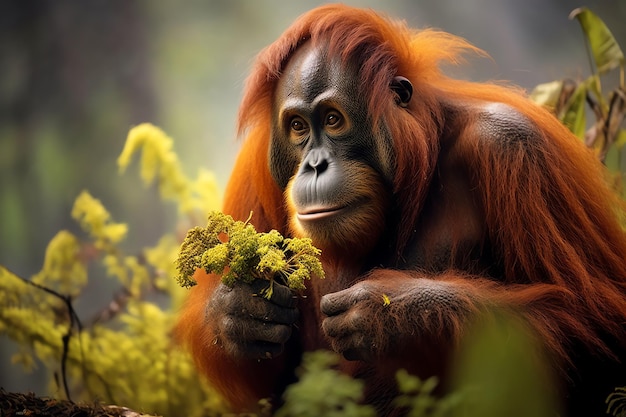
[297,206,345,221]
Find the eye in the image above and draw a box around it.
[290,117,307,132]
[288,116,309,144]
[325,111,342,127]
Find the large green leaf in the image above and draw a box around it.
[570,7,624,74]
[560,83,587,140]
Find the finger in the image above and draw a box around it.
[222,299,298,325]
[218,280,297,317]
[322,308,366,337]
[250,279,297,308]
[219,333,285,360]
[238,297,300,325]
[320,285,372,316]
[327,332,372,361]
[246,296,299,324]
[226,340,285,360]
[322,315,350,337]
[220,316,293,345]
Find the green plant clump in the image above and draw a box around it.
[175,211,325,297]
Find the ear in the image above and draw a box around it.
[391,76,413,108]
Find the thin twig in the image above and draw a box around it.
[11,270,82,402]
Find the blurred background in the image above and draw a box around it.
[1,0,624,397]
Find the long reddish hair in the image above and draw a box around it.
[236,4,626,364]
[237,5,484,254]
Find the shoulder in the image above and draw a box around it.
[475,102,542,146]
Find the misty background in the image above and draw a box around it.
[1,0,624,396]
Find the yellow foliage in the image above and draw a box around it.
[145,235,190,309]
[71,190,128,249]
[31,230,87,297]
[0,126,227,416]
[119,123,221,216]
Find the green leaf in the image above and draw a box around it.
[529,80,564,109]
[570,7,624,74]
[560,83,587,139]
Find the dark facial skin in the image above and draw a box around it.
[203,43,413,363]
[271,42,399,254]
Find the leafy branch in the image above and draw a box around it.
[530,8,625,176]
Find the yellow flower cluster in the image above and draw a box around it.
[175,211,325,295]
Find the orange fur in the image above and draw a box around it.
[175,269,290,409]
[178,5,626,415]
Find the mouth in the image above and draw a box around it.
[297,206,346,222]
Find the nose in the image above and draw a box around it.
[302,147,330,175]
